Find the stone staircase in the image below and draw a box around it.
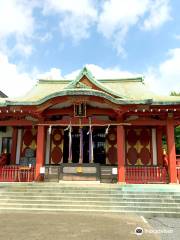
[0,182,180,217]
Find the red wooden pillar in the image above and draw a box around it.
[117,125,125,183]
[156,127,163,166]
[35,125,45,181]
[166,116,177,183]
[11,127,18,164]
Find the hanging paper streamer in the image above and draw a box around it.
[68,125,72,163]
[48,125,52,135]
[87,118,94,163]
[79,127,83,164]
[89,125,94,163]
[65,124,72,163]
[105,124,110,135]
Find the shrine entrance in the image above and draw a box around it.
[63,127,106,165]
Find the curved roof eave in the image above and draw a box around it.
[1,89,180,107]
[0,89,154,107]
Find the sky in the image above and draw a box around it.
[0,0,180,97]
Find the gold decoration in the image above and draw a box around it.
[76,167,83,173]
[54,133,61,141]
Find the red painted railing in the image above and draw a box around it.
[176,155,180,164]
[177,155,180,183]
[177,168,180,183]
[125,166,168,184]
[0,165,35,182]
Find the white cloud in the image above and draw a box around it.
[98,0,171,55]
[0,0,172,57]
[98,0,149,55]
[1,53,180,99]
[12,43,33,57]
[51,58,180,96]
[0,60,141,98]
[98,0,149,38]
[0,0,34,38]
[37,68,64,80]
[143,0,171,30]
[174,34,180,40]
[0,0,37,57]
[65,64,140,79]
[145,48,180,95]
[43,0,97,42]
[38,32,53,43]
[59,15,92,42]
[0,52,35,97]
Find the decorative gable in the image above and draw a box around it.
[65,66,123,98]
[67,80,92,90]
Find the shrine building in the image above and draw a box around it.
[0,67,180,184]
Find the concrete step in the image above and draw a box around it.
[0,203,179,213]
[1,188,180,194]
[1,192,180,200]
[0,182,180,190]
[0,199,180,208]
[0,183,180,217]
[0,195,180,202]
[1,185,180,193]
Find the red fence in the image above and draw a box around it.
[176,155,180,183]
[177,155,180,165]
[125,166,168,184]
[0,165,35,182]
[177,167,180,183]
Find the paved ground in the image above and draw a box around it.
[147,216,180,240]
[0,212,160,240]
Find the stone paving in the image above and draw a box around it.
[0,212,160,240]
[147,216,180,240]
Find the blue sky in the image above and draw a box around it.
[0,0,180,97]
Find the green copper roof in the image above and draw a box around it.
[0,67,180,106]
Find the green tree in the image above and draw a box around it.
[169,92,180,154]
[175,126,180,154]
[170,91,180,96]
